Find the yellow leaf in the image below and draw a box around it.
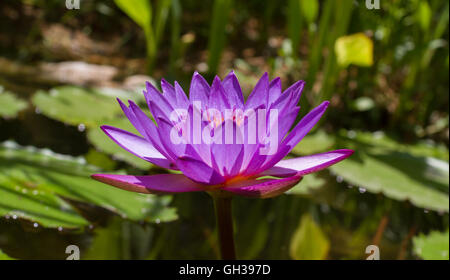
[335,33,374,67]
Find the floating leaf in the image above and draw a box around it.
[335,33,373,67]
[290,214,330,260]
[331,149,449,212]
[287,173,326,195]
[0,180,88,229]
[413,230,449,260]
[32,86,121,128]
[87,118,152,170]
[341,130,449,161]
[0,88,27,118]
[0,141,177,228]
[291,130,335,156]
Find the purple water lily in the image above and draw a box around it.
[91,71,353,259]
[92,72,353,198]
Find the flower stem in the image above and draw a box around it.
[212,195,236,260]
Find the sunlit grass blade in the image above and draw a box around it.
[207,0,233,75]
[287,0,303,58]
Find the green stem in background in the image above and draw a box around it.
[212,195,236,260]
[287,0,303,59]
[317,0,353,104]
[207,0,233,76]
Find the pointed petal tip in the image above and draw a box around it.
[100,124,113,132]
[337,148,354,157]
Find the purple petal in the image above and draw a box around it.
[101,125,173,169]
[117,98,147,139]
[128,101,175,163]
[286,80,305,108]
[259,101,330,171]
[160,78,178,107]
[91,173,208,194]
[267,77,281,106]
[222,175,302,198]
[211,120,244,177]
[282,101,329,148]
[176,156,225,185]
[245,72,269,110]
[189,72,210,104]
[156,117,187,159]
[260,149,354,177]
[144,81,174,121]
[222,71,244,108]
[174,81,190,107]
[209,76,231,110]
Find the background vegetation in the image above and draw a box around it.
[0,0,448,260]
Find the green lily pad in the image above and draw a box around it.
[287,173,326,195]
[413,230,449,260]
[0,141,177,228]
[341,130,449,161]
[291,130,335,156]
[0,180,88,229]
[87,117,153,170]
[32,86,143,128]
[331,148,449,212]
[0,88,28,118]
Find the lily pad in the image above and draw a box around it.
[331,148,449,212]
[0,88,28,118]
[287,174,326,195]
[413,230,449,260]
[32,86,143,128]
[0,180,88,229]
[291,130,335,156]
[341,130,449,161]
[0,141,177,228]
